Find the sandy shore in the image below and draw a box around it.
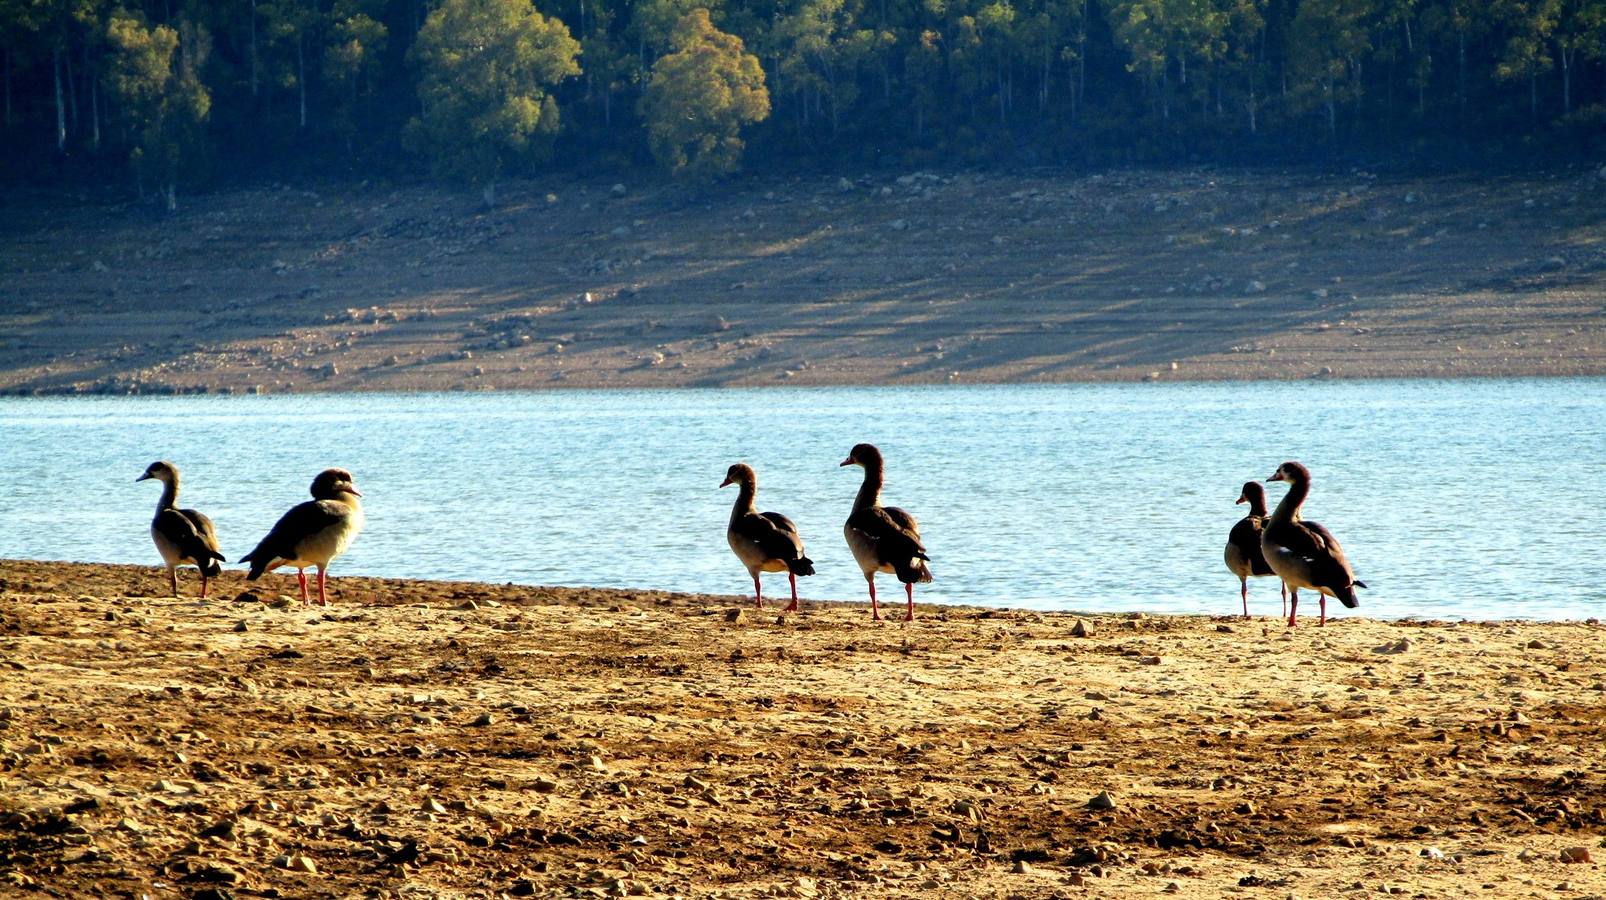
[2,559,1603,899]
[3,168,1605,396]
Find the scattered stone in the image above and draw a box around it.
[1013,859,1033,874]
[725,608,744,623]
[421,797,447,814]
[1560,847,1593,864]
[1070,619,1091,637]
[233,620,248,633]
[472,712,495,727]
[1244,280,1267,294]
[1087,791,1117,810]
[611,183,627,196]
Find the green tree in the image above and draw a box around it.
[642,7,769,174]
[104,8,211,210]
[322,0,387,154]
[1287,0,1372,134]
[407,0,581,206]
[1493,0,1559,125]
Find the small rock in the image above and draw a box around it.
[1560,847,1593,863]
[421,797,446,814]
[233,620,248,633]
[1070,619,1091,637]
[587,754,607,773]
[725,608,744,623]
[1422,847,1445,860]
[1013,859,1032,874]
[1087,791,1117,810]
[472,712,495,727]
[611,183,627,196]
[1244,279,1267,294]
[533,778,558,793]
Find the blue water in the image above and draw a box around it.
[2,380,1602,620]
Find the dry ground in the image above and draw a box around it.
[2,559,1604,899]
[3,167,1605,395]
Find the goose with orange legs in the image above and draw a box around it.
[1224,480,1287,619]
[136,461,226,598]
[1261,461,1366,627]
[721,463,815,611]
[240,468,365,606]
[840,443,932,622]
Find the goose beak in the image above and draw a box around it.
[719,476,733,488]
[1266,471,1285,483]
[347,485,363,497]
[135,473,152,482]
[1235,494,1246,505]
[838,458,853,467]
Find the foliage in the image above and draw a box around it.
[103,8,210,208]
[641,8,769,175]
[406,0,580,199]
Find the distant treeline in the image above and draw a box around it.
[4,0,1605,203]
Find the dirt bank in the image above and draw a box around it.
[2,558,1603,899]
[2,168,1605,395]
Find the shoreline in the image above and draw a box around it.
[3,558,1601,625]
[3,558,1604,898]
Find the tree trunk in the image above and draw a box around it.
[298,35,307,130]
[90,59,100,150]
[165,182,177,214]
[1529,66,1537,127]
[53,47,66,153]
[1248,83,1256,133]
[1457,30,1466,119]
[250,0,260,96]
[1560,42,1572,115]
[482,180,497,208]
[65,37,78,135]
[3,45,11,129]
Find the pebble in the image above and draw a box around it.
[420,797,446,814]
[1087,790,1117,810]
[472,712,495,727]
[1070,620,1091,637]
[1560,847,1593,863]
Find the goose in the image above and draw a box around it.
[840,443,932,621]
[720,463,816,611]
[1261,461,1366,627]
[136,461,226,598]
[1225,481,1287,619]
[240,468,365,606]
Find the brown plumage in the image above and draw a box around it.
[1224,480,1286,619]
[841,443,932,622]
[137,461,226,598]
[720,463,815,611]
[1262,461,1367,627]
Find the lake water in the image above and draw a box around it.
[3,381,1602,620]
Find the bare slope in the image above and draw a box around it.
[3,168,1604,395]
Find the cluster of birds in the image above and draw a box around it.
[137,448,1366,627]
[136,461,365,606]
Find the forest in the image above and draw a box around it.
[3,0,1604,205]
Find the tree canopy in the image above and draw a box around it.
[3,0,1605,199]
[641,8,769,175]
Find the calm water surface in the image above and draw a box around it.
[3,381,1602,620]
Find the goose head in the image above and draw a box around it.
[839,443,883,468]
[1266,461,1310,484]
[136,460,177,484]
[311,468,362,499]
[720,463,755,489]
[1236,480,1266,506]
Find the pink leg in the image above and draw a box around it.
[783,573,799,613]
[317,568,329,607]
[1240,579,1249,619]
[752,574,764,609]
[1286,589,1299,628]
[904,582,916,622]
[1318,594,1327,627]
[296,569,309,603]
[1280,583,1288,618]
[169,567,179,598]
[200,572,209,599]
[868,577,881,621]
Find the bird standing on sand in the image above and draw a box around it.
[1261,461,1367,627]
[136,461,226,598]
[721,463,816,611]
[240,468,365,606]
[1224,480,1287,619]
[841,443,933,622]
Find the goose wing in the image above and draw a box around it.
[1273,518,1358,587]
[178,507,224,558]
[242,499,347,566]
[734,510,807,562]
[1227,515,1273,576]
[155,508,225,563]
[847,506,929,561]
